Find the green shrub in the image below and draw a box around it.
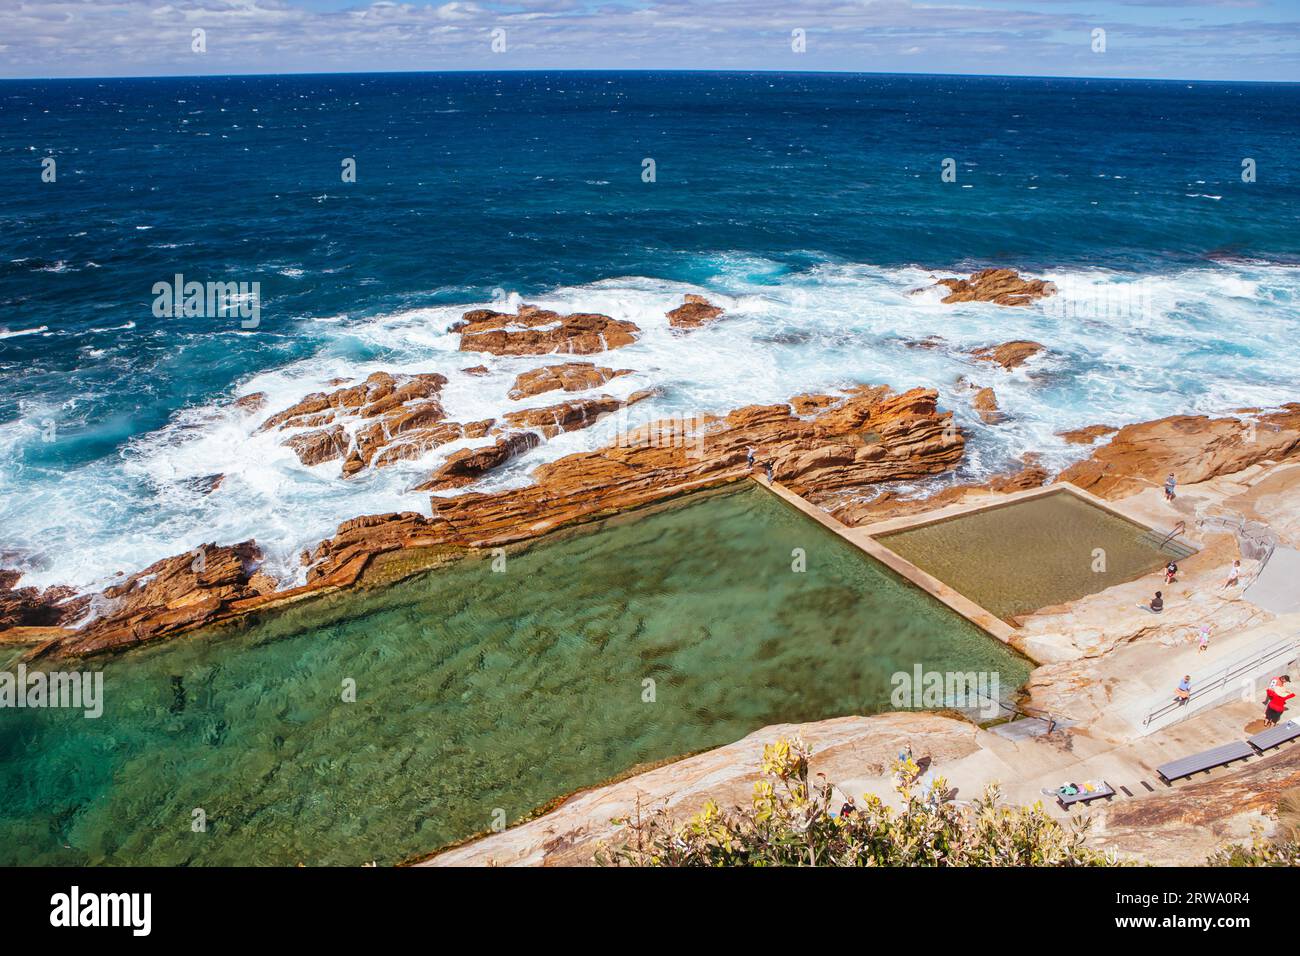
[596,735,1118,867]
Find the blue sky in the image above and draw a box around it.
[1,0,1296,81]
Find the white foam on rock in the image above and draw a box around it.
[3,259,1299,594]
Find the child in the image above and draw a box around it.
[1198,625,1210,654]
[1164,561,1178,585]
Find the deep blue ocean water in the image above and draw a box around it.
[2,71,1298,590]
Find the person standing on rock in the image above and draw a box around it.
[1164,473,1177,501]
[746,446,756,470]
[1265,677,1294,726]
[764,462,774,485]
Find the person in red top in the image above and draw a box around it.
[1265,676,1294,727]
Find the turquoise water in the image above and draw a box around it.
[0,485,1028,866]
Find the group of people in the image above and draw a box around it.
[1141,559,1243,615]
[1171,673,1294,727]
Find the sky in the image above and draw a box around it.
[0,0,1297,81]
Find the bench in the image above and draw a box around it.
[1056,781,1114,809]
[1248,720,1300,754]
[1156,741,1254,784]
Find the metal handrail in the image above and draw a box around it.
[1142,634,1299,727]
[990,698,1064,735]
[1196,512,1279,594]
[1159,520,1186,549]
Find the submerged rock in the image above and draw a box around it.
[666,294,724,330]
[970,340,1046,369]
[972,386,1002,424]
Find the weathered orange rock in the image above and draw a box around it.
[789,393,841,416]
[936,269,1056,307]
[972,387,1001,424]
[970,340,1046,369]
[666,294,724,330]
[454,305,639,356]
[416,432,543,492]
[0,570,87,630]
[29,386,964,659]
[501,396,624,439]
[232,392,267,413]
[829,458,1047,526]
[284,425,348,467]
[1057,424,1118,445]
[258,372,450,478]
[508,362,632,400]
[1059,406,1300,498]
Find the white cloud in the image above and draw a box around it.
[0,0,1294,79]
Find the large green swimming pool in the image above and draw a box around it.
[0,484,1029,866]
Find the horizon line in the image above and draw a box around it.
[3,67,1297,86]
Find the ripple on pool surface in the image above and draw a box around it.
[0,484,1029,866]
[875,489,1184,621]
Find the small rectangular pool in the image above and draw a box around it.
[0,483,1029,866]
[874,489,1190,621]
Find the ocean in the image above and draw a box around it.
[2,71,1298,593]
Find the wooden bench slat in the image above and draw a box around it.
[1156,741,1254,783]
[1248,720,1300,753]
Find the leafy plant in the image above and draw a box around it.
[596,735,1119,867]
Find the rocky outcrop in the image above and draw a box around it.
[303,384,963,580]
[284,425,349,467]
[500,396,625,439]
[970,340,1046,369]
[666,294,724,330]
[232,392,267,413]
[0,570,87,630]
[27,385,962,659]
[1057,424,1118,445]
[256,371,451,478]
[972,387,1001,424]
[508,362,632,400]
[454,305,639,356]
[415,432,544,492]
[830,458,1048,526]
[29,543,273,658]
[1059,406,1300,499]
[936,269,1056,307]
